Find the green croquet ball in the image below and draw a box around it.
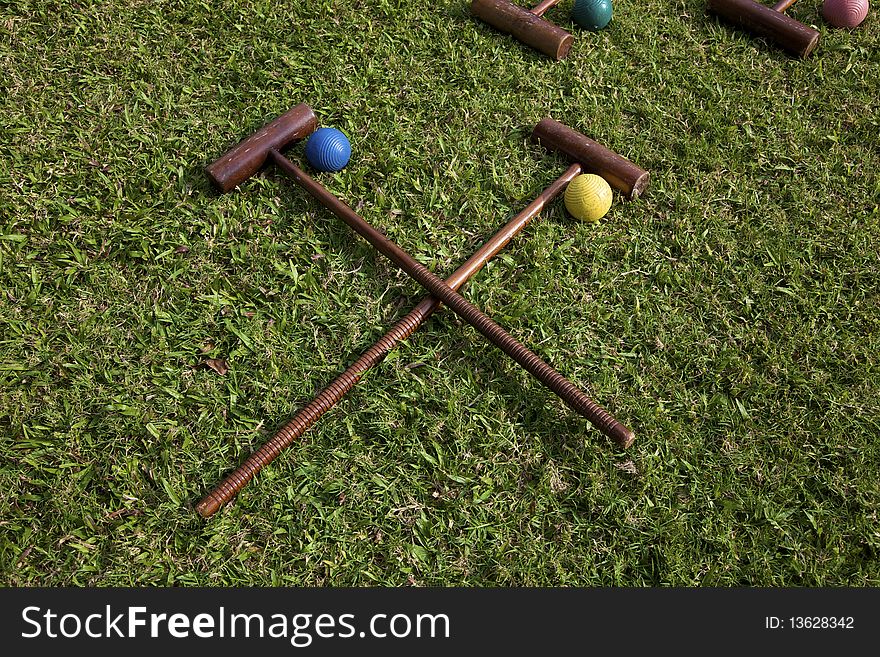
[572,0,613,30]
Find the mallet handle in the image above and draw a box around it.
[274,151,635,447]
[532,118,650,199]
[771,0,798,12]
[196,163,586,517]
[530,0,561,16]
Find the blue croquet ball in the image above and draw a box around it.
[572,0,613,30]
[304,127,351,172]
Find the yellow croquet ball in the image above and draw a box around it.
[564,174,613,222]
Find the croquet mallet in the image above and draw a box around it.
[198,107,648,515]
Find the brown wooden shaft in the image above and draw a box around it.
[771,0,798,11]
[471,0,573,60]
[272,151,634,448]
[531,118,650,200]
[530,0,561,16]
[445,162,580,289]
[195,163,585,517]
[205,104,318,192]
[707,0,819,58]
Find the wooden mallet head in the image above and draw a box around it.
[531,118,650,200]
[707,0,820,58]
[206,103,318,193]
[471,0,574,60]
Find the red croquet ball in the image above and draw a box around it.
[822,0,869,28]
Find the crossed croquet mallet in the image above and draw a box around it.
[197,104,649,517]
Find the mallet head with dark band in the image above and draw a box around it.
[205,103,318,193]
[707,0,820,58]
[532,118,649,200]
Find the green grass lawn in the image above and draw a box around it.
[1,0,878,586]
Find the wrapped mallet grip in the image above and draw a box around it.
[532,118,650,199]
